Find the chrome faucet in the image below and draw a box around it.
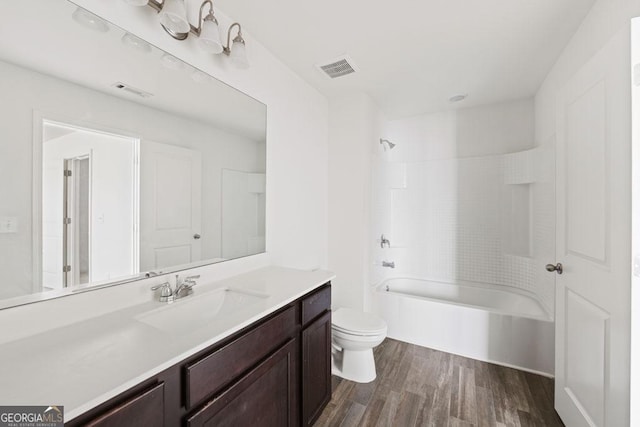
[150,274,200,303]
[174,274,200,298]
[150,282,173,302]
[382,261,395,268]
[380,234,390,248]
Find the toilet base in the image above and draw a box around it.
[331,347,377,383]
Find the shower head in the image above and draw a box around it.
[379,138,396,151]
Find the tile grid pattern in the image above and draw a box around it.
[314,339,564,427]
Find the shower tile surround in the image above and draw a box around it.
[372,98,555,316]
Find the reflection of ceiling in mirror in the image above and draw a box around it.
[0,0,266,142]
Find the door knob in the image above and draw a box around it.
[193,234,201,240]
[545,263,563,274]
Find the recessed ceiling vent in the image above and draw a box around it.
[316,55,358,79]
[111,82,153,98]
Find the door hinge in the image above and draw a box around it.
[64,169,72,177]
[63,265,71,273]
[63,218,71,225]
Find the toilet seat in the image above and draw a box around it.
[332,308,387,337]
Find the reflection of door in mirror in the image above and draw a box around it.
[63,156,90,287]
[222,169,266,259]
[41,121,139,290]
[140,141,202,272]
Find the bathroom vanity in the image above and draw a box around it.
[0,267,333,426]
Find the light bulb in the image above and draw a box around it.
[159,0,190,35]
[199,17,223,54]
[230,39,249,69]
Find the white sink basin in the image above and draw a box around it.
[135,288,269,334]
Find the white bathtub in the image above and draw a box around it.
[372,278,555,376]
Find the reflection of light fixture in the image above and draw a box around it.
[72,7,109,32]
[121,33,152,53]
[122,0,247,67]
[223,23,249,69]
[161,53,184,70]
[190,67,212,84]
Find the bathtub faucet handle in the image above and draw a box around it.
[380,234,391,248]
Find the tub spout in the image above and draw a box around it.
[382,261,395,268]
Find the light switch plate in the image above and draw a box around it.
[0,217,18,233]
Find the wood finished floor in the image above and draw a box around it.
[314,338,564,427]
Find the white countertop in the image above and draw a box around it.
[0,266,334,421]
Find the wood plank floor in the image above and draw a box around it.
[314,338,564,427]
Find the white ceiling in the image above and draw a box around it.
[216,0,596,118]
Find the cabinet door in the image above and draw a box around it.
[302,310,332,426]
[84,382,164,427]
[186,338,299,427]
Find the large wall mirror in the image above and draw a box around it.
[0,1,267,308]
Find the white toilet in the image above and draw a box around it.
[331,307,387,383]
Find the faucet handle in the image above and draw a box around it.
[151,282,173,297]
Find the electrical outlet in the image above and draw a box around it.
[0,217,18,233]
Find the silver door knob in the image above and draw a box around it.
[545,263,563,274]
[193,234,201,240]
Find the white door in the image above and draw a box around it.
[140,141,202,272]
[554,28,631,427]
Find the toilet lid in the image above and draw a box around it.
[332,308,387,336]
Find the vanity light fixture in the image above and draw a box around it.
[123,0,247,67]
[223,23,249,69]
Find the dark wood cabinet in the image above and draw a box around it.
[82,382,165,427]
[68,283,331,427]
[301,299,332,426]
[186,338,299,427]
[185,305,298,410]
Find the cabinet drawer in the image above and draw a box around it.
[301,284,331,326]
[85,382,164,427]
[186,338,299,427]
[185,305,297,409]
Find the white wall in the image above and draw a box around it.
[632,17,640,427]
[221,169,266,259]
[328,92,382,311]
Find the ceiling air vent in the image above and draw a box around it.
[316,55,358,79]
[111,82,153,98]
